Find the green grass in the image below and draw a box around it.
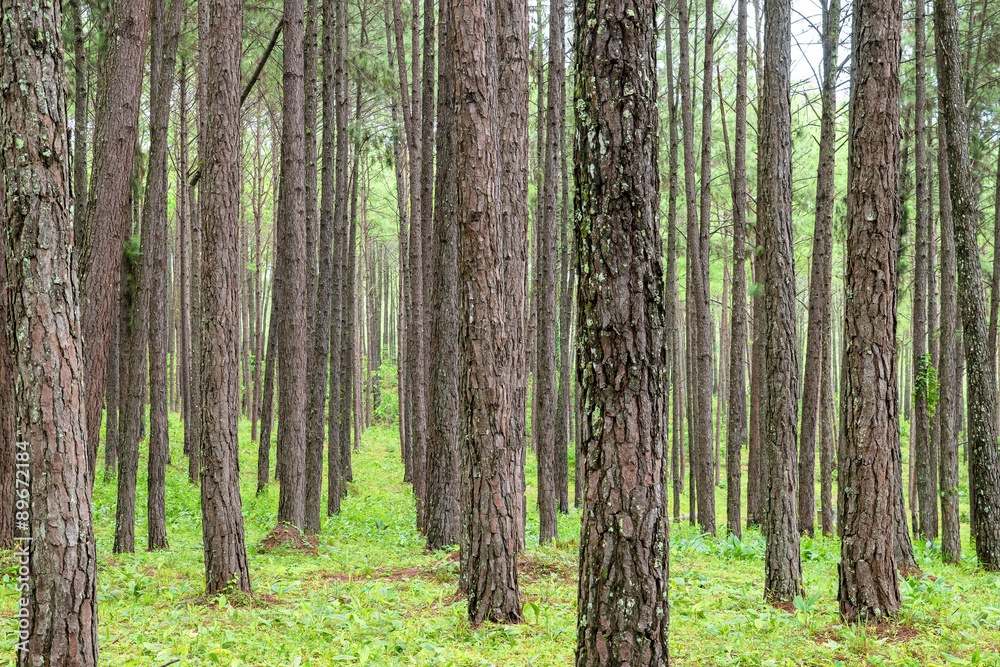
[0,410,998,666]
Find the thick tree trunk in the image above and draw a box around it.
[79,0,151,485]
[200,0,252,595]
[1,2,100,659]
[934,0,1000,569]
[838,0,903,620]
[453,0,526,622]
[760,0,803,602]
[341,136,360,486]
[573,0,670,661]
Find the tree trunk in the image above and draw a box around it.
[719,0,749,538]
[536,0,563,544]
[938,116,961,564]
[71,0,89,247]
[426,0,461,551]
[760,0,803,602]
[453,0,526,622]
[341,121,361,486]
[2,4,100,660]
[79,0,151,486]
[664,4,682,523]
[934,0,1000,569]
[574,0,670,660]
[145,0,184,552]
[838,0,903,620]
[679,0,714,536]
[276,0,309,531]
[302,0,322,534]
[200,0,252,595]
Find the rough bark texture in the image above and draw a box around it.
[725,0,749,539]
[71,0,88,247]
[79,0,151,484]
[277,0,309,531]
[573,0,670,662]
[258,268,279,494]
[838,0,903,620]
[911,0,931,546]
[328,0,349,515]
[200,0,252,595]
[426,0,461,551]
[664,6,682,522]
[453,0,525,622]
[938,117,961,564]
[934,0,1000,569]
[146,0,185,553]
[303,0,323,536]
[760,0,803,602]
[498,0,531,556]
[0,217,11,550]
[1,1,100,660]
[536,0,563,544]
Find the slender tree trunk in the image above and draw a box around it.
[574,0,670,660]
[104,295,120,483]
[302,0,323,535]
[425,0,460,551]
[664,3,682,523]
[839,0,903,620]
[71,0,89,247]
[934,0,1000,569]
[536,0,563,544]
[938,117,961,563]
[2,3,100,658]
[760,0,803,602]
[276,0,309,531]
[679,0,713,536]
[200,0,252,595]
[79,0,151,486]
[146,0,184,552]
[341,120,361,486]
[0,230,11,550]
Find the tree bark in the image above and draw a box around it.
[536,0,563,544]
[726,0,748,537]
[276,0,310,531]
[200,0,252,595]
[838,0,903,620]
[938,116,961,564]
[934,0,1000,569]
[71,0,89,248]
[79,0,151,486]
[760,0,803,602]
[426,0,461,551]
[1,1,100,658]
[573,0,670,661]
[453,0,526,622]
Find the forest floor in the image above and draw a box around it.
[2,415,1000,666]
